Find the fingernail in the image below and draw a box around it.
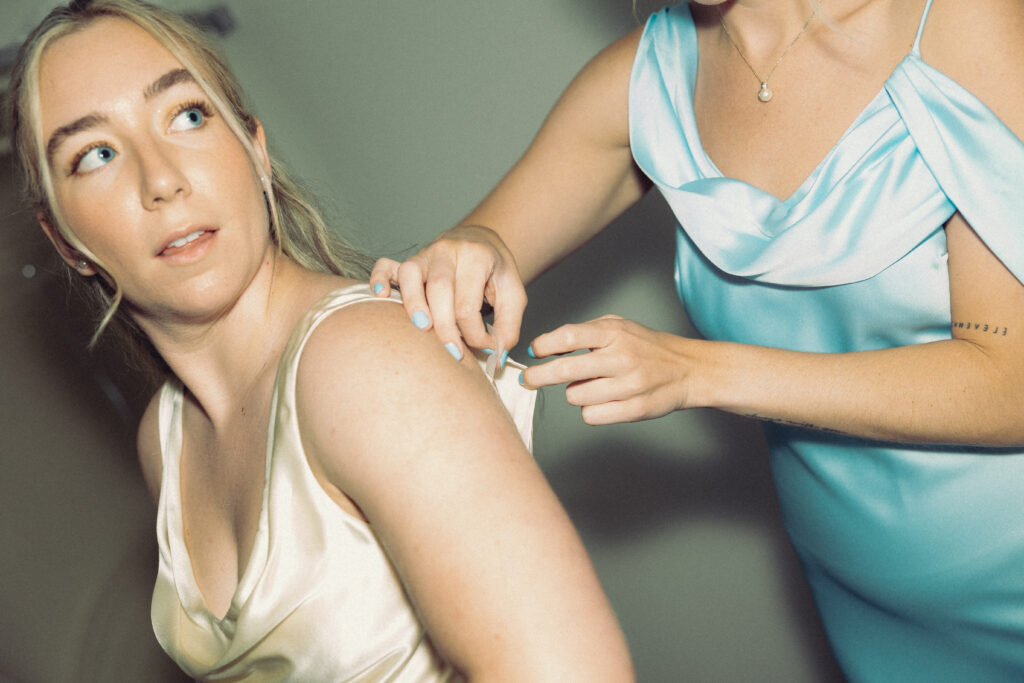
[481,348,494,355]
[373,282,384,295]
[444,342,462,361]
[527,345,535,358]
[499,349,508,370]
[412,310,430,329]
[518,372,525,386]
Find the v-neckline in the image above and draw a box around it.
[682,3,921,206]
[166,380,278,626]
[162,284,368,626]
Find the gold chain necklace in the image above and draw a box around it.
[717,5,819,103]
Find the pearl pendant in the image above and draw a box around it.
[757,82,773,103]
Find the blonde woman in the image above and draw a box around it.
[372,0,1024,678]
[7,1,634,680]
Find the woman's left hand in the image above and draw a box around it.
[523,315,704,425]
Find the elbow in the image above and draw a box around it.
[944,394,1024,448]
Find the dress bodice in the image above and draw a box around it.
[630,2,1024,295]
[150,284,534,681]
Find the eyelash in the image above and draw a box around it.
[169,98,215,125]
[68,141,115,177]
[66,99,216,176]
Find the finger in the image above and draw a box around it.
[528,319,617,359]
[424,267,465,360]
[580,400,638,426]
[395,259,433,331]
[488,272,527,352]
[564,376,630,408]
[451,260,496,350]
[369,257,400,297]
[522,352,617,390]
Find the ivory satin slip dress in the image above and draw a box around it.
[150,285,535,681]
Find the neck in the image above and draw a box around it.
[136,253,314,426]
[698,0,824,55]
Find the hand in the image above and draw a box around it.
[523,315,701,425]
[370,225,527,359]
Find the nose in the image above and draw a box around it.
[137,138,191,210]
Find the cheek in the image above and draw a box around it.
[196,135,266,220]
[54,183,137,257]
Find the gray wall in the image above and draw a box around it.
[0,1,841,680]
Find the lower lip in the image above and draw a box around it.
[158,230,217,265]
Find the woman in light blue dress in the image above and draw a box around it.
[372,0,1024,679]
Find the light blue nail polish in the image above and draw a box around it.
[499,349,508,370]
[373,282,383,295]
[518,372,525,386]
[481,348,494,355]
[412,310,430,329]
[527,345,536,358]
[444,342,462,361]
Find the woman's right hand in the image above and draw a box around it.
[370,225,527,359]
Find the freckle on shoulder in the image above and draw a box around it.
[298,298,444,378]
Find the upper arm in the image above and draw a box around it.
[922,0,1024,142]
[929,0,1024,331]
[933,0,1024,377]
[295,302,632,681]
[137,390,163,505]
[463,26,651,283]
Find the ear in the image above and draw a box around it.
[37,211,95,276]
[252,118,272,180]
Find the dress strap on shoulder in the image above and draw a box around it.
[911,0,935,55]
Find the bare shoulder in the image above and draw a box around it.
[550,23,646,151]
[294,299,632,679]
[922,0,1024,136]
[296,297,497,404]
[137,387,164,505]
[294,298,528,506]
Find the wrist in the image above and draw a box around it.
[683,338,740,411]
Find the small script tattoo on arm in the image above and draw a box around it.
[951,321,1010,336]
[743,414,851,437]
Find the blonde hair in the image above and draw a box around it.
[7,0,373,367]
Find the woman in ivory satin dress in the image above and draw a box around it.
[7,1,634,680]
[371,0,1024,679]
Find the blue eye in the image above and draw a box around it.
[76,145,117,172]
[170,106,205,131]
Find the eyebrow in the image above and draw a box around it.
[143,68,195,100]
[46,113,109,162]
[45,68,198,164]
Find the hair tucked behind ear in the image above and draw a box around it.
[6,0,373,379]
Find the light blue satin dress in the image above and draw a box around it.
[629,2,1024,679]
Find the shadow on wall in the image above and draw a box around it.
[0,157,188,680]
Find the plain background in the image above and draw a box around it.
[0,1,843,680]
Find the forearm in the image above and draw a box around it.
[697,337,1024,446]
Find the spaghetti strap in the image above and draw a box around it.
[911,0,935,55]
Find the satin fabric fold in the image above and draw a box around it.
[630,6,1024,289]
[152,284,535,681]
[630,3,1024,680]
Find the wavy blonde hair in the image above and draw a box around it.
[7,0,373,369]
